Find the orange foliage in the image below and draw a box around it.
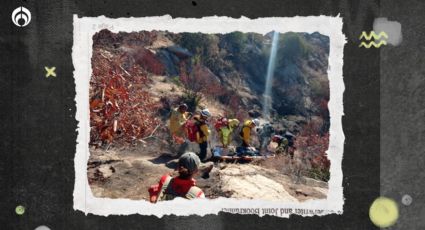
[295,122,330,173]
[119,47,165,75]
[90,49,161,146]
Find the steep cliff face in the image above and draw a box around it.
[162,31,329,119]
[94,30,330,122]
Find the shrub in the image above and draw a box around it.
[221,32,248,53]
[170,76,182,87]
[179,63,225,99]
[118,47,165,75]
[295,123,330,182]
[278,33,313,62]
[177,33,220,59]
[310,77,329,100]
[180,89,202,112]
[308,167,330,182]
[90,49,161,146]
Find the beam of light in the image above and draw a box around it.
[262,31,279,119]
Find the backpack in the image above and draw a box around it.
[272,135,289,148]
[214,118,227,131]
[272,135,284,143]
[284,131,295,147]
[239,125,249,138]
[157,175,203,201]
[185,119,204,142]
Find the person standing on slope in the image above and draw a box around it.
[169,103,191,144]
[193,109,211,162]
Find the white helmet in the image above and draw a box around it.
[200,109,211,118]
[252,119,260,127]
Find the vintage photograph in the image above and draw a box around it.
[87,28,331,202]
[73,16,345,216]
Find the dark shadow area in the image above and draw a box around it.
[149,153,178,170]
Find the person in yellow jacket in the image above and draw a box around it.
[240,119,260,147]
[218,118,240,148]
[193,109,211,162]
[169,104,190,144]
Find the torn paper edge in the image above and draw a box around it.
[72,15,346,218]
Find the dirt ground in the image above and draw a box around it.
[87,140,328,202]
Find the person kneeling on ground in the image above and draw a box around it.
[212,118,240,159]
[274,130,296,159]
[218,118,240,148]
[236,118,261,157]
[240,118,260,148]
[148,152,205,203]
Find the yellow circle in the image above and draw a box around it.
[369,197,399,228]
[15,205,25,215]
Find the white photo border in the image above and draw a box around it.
[72,15,346,217]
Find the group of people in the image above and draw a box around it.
[149,103,296,203]
[169,103,263,161]
[149,103,261,203]
[169,103,212,161]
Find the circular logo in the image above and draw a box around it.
[15,205,25,215]
[11,6,31,27]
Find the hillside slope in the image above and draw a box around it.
[88,30,331,201]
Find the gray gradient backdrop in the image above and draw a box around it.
[380,1,425,230]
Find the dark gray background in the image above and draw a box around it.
[380,1,425,230]
[0,0,422,229]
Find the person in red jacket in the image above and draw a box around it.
[148,152,205,202]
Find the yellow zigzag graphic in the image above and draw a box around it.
[359,31,388,40]
[359,40,387,48]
